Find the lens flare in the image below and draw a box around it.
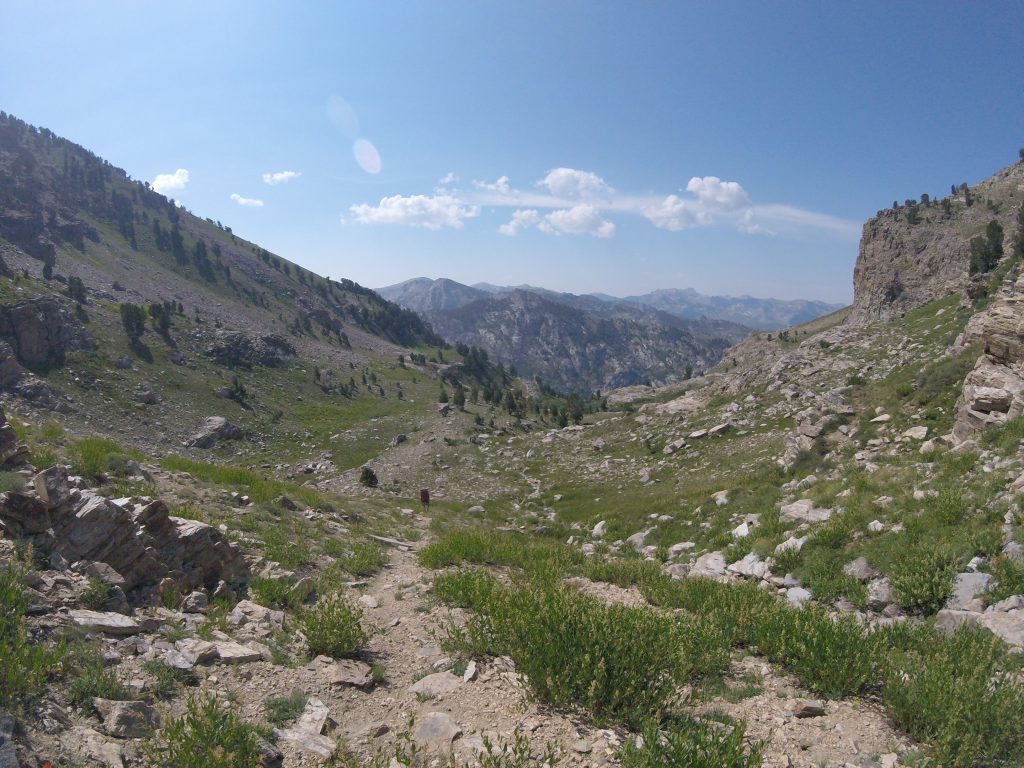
[353,138,382,175]
[326,95,360,138]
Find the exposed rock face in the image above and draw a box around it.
[953,270,1024,443]
[204,331,296,368]
[849,162,1024,324]
[186,416,243,448]
[1,488,250,593]
[0,297,93,368]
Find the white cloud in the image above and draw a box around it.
[643,195,702,231]
[537,168,613,199]
[262,170,301,185]
[498,209,540,236]
[473,175,512,194]
[538,204,615,238]
[152,168,189,196]
[438,171,459,185]
[685,176,751,211]
[230,193,264,207]
[349,194,479,230]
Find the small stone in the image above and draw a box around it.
[358,594,379,609]
[181,591,208,613]
[571,740,593,754]
[462,660,477,682]
[327,659,374,688]
[791,699,826,718]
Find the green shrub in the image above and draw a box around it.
[67,642,131,707]
[0,471,25,493]
[249,576,300,610]
[882,623,1024,768]
[985,556,1024,605]
[435,570,729,728]
[333,540,388,577]
[300,593,367,658]
[146,694,266,768]
[81,576,116,610]
[359,466,378,488]
[264,689,308,727]
[143,658,194,699]
[890,545,957,614]
[0,564,65,709]
[621,720,764,768]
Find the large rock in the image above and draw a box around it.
[186,416,243,448]
[93,698,160,738]
[409,671,462,699]
[0,491,50,535]
[50,493,248,592]
[946,572,992,610]
[33,464,71,509]
[689,551,727,579]
[0,296,93,369]
[70,610,140,635]
[205,331,296,369]
[779,499,832,524]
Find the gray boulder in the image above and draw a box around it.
[186,417,243,449]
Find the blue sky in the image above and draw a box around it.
[2,2,1022,303]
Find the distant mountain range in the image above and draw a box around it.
[376,277,789,391]
[378,278,843,331]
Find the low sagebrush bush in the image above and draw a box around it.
[145,694,267,768]
[81,576,116,610]
[621,720,765,768]
[890,545,957,614]
[300,592,367,658]
[67,640,132,707]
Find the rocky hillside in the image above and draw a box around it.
[850,158,1024,323]
[425,289,744,392]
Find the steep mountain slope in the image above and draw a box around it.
[426,289,743,391]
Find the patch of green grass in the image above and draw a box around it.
[143,658,195,699]
[69,436,145,482]
[66,640,132,708]
[264,689,308,727]
[161,454,327,507]
[621,720,764,768]
[419,527,584,576]
[0,471,25,493]
[300,592,367,658]
[0,564,65,709]
[329,540,388,577]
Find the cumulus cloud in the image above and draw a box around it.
[473,175,512,194]
[349,194,479,230]
[152,168,189,196]
[685,176,751,211]
[262,170,301,185]
[643,195,700,231]
[498,209,540,236]
[438,171,459,185]
[230,193,264,207]
[538,204,615,238]
[537,168,613,199]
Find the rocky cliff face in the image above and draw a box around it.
[953,269,1024,442]
[850,162,1024,324]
